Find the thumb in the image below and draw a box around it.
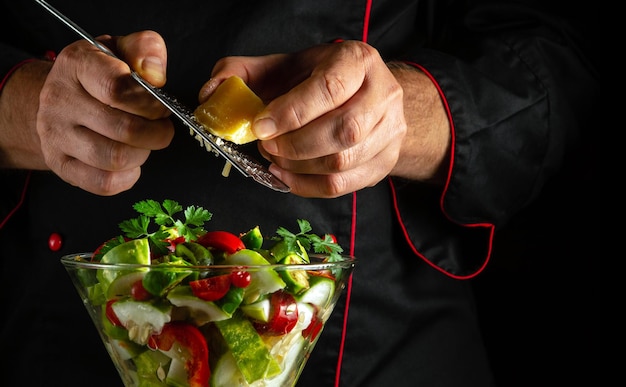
[115,30,167,87]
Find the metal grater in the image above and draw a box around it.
[36,0,290,193]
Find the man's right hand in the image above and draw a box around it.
[0,30,175,195]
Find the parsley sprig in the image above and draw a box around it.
[88,199,213,260]
[119,199,212,255]
[275,219,344,262]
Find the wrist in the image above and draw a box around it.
[0,59,52,169]
[388,61,451,185]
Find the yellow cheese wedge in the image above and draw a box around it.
[193,76,265,144]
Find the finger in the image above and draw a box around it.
[59,156,142,196]
[253,42,377,140]
[202,54,287,103]
[38,79,175,150]
[113,31,168,87]
[64,37,169,120]
[259,95,381,162]
[259,67,403,163]
[42,122,152,174]
[268,150,393,198]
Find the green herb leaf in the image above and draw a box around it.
[116,199,213,257]
[274,219,343,261]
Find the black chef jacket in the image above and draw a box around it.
[0,1,599,386]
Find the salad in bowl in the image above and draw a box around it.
[61,199,355,386]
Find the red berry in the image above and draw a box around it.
[231,270,251,288]
[48,232,63,251]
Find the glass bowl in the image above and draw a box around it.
[61,252,355,387]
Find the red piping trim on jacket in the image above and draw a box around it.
[388,62,494,280]
[334,191,357,386]
[333,2,372,385]
[0,171,31,230]
[0,59,37,230]
[0,58,36,90]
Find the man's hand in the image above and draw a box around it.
[0,30,175,195]
[202,40,449,198]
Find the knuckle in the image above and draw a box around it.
[106,140,130,170]
[341,40,380,69]
[338,113,364,148]
[102,75,127,103]
[320,72,348,107]
[326,151,352,173]
[112,113,143,143]
[95,171,119,195]
[320,174,349,198]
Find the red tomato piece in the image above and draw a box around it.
[189,274,232,301]
[196,231,245,254]
[148,322,210,387]
[105,299,123,327]
[255,290,299,336]
[166,236,186,252]
[130,280,152,301]
[302,305,323,341]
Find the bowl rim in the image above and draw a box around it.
[60,252,356,271]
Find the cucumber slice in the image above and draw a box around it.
[133,349,171,385]
[296,275,335,308]
[164,358,187,387]
[111,299,172,345]
[167,286,230,325]
[211,351,249,386]
[97,238,150,293]
[106,271,146,299]
[277,254,309,295]
[109,338,144,361]
[240,297,271,322]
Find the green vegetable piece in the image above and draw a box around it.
[87,282,106,306]
[142,262,193,297]
[167,286,231,325]
[240,226,263,250]
[270,239,309,263]
[97,238,151,294]
[277,254,310,295]
[215,313,281,384]
[175,242,213,266]
[271,238,310,294]
[240,297,270,322]
[224,249,286,303]
[217,286,244,315]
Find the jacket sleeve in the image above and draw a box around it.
[389,1,600,277]
[0,27,40,226]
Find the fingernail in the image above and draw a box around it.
[268,164,283,180]
[254,117,277,139]
[141,56,165,84]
